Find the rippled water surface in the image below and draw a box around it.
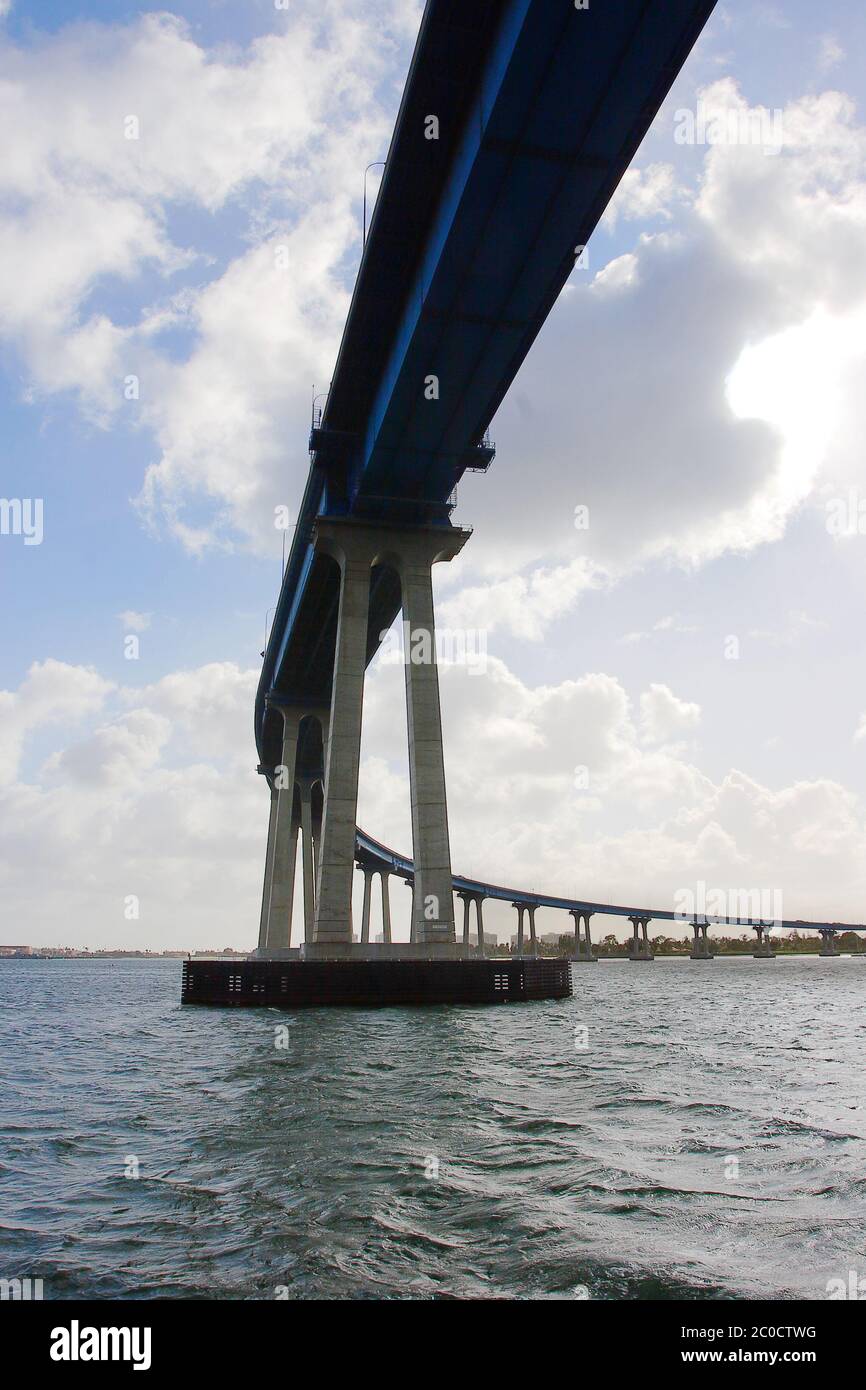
[1,957,865,1300]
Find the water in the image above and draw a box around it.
[1,956,864,1300]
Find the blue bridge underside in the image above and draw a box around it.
[256,0,719,764]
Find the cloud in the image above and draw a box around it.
[0,4,411,539]
[0,660,113,785]
[118,610,152,632]
[447,76,866,656]
[639,684,702,745]
[2,652,864,947]
[620,614,700,645]
[602,163,682,230]
[818,35,845,73]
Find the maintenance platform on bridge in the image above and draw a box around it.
[182,956,572,1008]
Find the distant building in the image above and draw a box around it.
[0,945,32,957]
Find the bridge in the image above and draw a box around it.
[239,0,862,1000]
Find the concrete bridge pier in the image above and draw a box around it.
[512,902,526,955]
[819,929,841,957]
[690,920,713,960]
[569,909,597,962]
[359,865,374,944]
[298,776,318,943]
[752,925,776,959]
[458,890,485,954]
[308,517,468,954]
[380,870,392,944]
[527,903,538,956]
[628,915,654,962]
[475,896,486,955]
[257,706,301,952]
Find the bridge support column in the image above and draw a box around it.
[459,893,470,947]
[257,707,302,952]
[359,866,374,944]
[380,871,392,944]
[752,925,776,959]
[527,904,538,956]
[310,518,468,952]
[399,531,470,945]
[690,921,713,960]
[513,902,526,955]
[310,523,378,947]
[569,910,597,962]
[628,916,654,961]
[299,777,317,944]
[475,896,486,955]
[819,929,841,958]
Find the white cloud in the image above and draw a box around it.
[639,684,702,745]
[0,4,410,539]
[450,76,866,641]
[1,652,864,947]
[819,35,845,73]
[0,660,113,785]
[118,610,152,632]
[603,163,681,230]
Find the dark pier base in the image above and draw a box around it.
[182,956,572,1008]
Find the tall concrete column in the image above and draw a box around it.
[819,929,840,958]
[258,707,301,952]
[399,531,468,945]
[528,904,538,955]
[312,813,321,895]
[514,902,525,954]
[257,782,279,947]
[312,525,373,946]
[360,867,374,944]
[299,778,317,943]
[570,910,597,963]
[459,893,472,947]
[569,909,581,957]
[381,871,392,944]
[476,896,485,955]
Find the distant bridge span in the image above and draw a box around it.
[355,827,866,960]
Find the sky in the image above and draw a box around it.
[1,0,865,949]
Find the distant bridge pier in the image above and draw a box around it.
[569,910,597,962]
[527,904,538,956]
[690,920,713,960]
[476,896,486,956]
[752,925,776,959]
[458,890,485,954]
[628,915,654,962]
[360,865,374,944]
[380,871,392,944]
[819,929,841,958]
[512,902,526,955]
